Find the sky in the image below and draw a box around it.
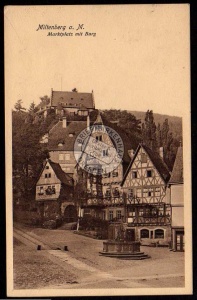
[5,4,190,117]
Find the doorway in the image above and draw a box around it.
[64,205,77,223]
[176,230,184,252]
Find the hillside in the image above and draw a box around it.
[128,110,182,140]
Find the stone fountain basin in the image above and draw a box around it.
[102,240,140,253]
[99,240,150,259]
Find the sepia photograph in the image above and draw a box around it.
[5,4,192,296]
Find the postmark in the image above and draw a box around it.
[74,124,124,175]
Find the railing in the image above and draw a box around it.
[87,198,103,206]
[127,215,171,225]
[85,197,124,206]
[36,192,59,200]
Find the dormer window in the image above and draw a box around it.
[69,132,75,137]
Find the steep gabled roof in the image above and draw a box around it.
[48,160,74,186]
[169,146,183,184]
[51,90,94,109]
[36,159,74,186]
[48,121,87,151]
[121,144,170,186]
[142,144,170,183]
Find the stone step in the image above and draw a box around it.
[99,251,145,256]
[99,251,150,260]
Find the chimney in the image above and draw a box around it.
[159,147,164,159]
[87,114,90,128]
[63,116,67,128]
[128,149,135,159]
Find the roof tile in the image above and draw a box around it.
[51,91,94,109]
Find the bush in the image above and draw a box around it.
[30,217,41,226]
[43,220,57,229]
[79,215,109,235]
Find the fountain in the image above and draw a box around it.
[99,222,150,260]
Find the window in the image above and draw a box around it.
[59,153,64,160]
[45,185,56,195]
[128,189,134,199]
[38,186,44,195]
[105,188,111,197]
[112,170,118,177]
[136,189,142,198]
[138,208,144,216]
[92,177,97,183]
[143,188,148,197]
[65,154,70,160]
[128,208,135,217]
[155,229,164,239]
[109,211,113,220]
[140,229,149,238]
[148,188,153,197]
[45,166,49,169]
[155,187,161,196]
[102,211,106,220]
[113,187,120,197]
[158,207,164,216]
[147,170,152,177]
[141,153,147,163]
[116,210,122,219]
[103,172,110,178]
[132,171,137,179]
[45,173,51,178]
[96,135,102,142]
[103,149,108,157]
[166,206,171,216]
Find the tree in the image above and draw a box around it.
[102,109,141,135]
[142,110,157,150]
[39,95,50,106]
[28,101,37,114]
[12,110,49,202]
[14,100,26,112]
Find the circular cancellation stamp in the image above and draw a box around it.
[74,124,124,175]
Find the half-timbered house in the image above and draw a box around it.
[35,159,76,222]
[78,111,139,221]
[121,144,171,245]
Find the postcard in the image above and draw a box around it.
[5,4,192,297]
